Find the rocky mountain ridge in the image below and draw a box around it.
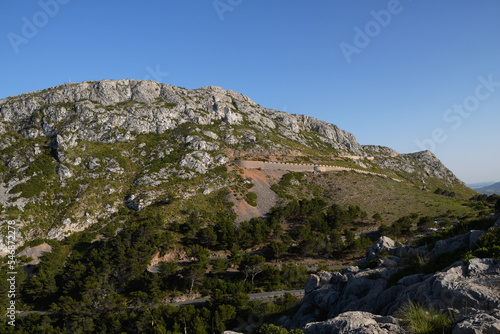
[0,80,473,255]
[0,80,468,186]
[0,79,363,156]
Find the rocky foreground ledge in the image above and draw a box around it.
[227,219,500,333]
[285,257,500,334]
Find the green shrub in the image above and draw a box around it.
[245,181,254,189]
[464,227,500,261]
[258,324,304,334]
[211,165,228,178]
[9,151,56,198]
[372,212,382,222]
[397,301,454,334]
[163,102,177,109]
[246,192,258,206]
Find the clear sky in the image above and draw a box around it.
[1,1,499,184]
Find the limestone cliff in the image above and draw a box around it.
[0,80,474,256]
[0,79,363,155]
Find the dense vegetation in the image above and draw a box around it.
[0,192,372,333]
[0,142,498,332]
[2,194,498,333]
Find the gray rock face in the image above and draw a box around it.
[0,79,363,155]
[362,145,399,157]
[125,194,152,211]
[361,231,484,268]
[56,164,73,180]
[360,236,398,266]
[281,229,500,333]
[284,267,399,329]
[453,310,500,334]
[86,157,101,171]
[304,271,341,293]
[425,230,485,261]
[6,154,26,169]
[133,175,162,187]
[0,79,469,189]
[303,312,403,334]
[184,135,219,151]
[104,159,124,174]
[374,149,465,185]
[179,151,216,174]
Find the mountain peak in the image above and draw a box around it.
[0,79,476,258]
[0,79,470,191]
[0,79,363,155]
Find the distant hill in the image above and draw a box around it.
[474,182,500,195]
[468,181,496,189]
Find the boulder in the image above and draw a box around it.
[304,271,338,293]
[303,311,403,334]
[453,310,500,334]
[125,194,153,211]
[86,157,101,171]
[104,159,124,174]
[425,231,486,261]
[56,164,73,180]
[360,236,397,266]
[179,151,215,174]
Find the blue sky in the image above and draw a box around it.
[1,0,499,184]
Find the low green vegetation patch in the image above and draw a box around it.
[397,301,454,334]
[9,150,57,198]
[258,324,304,334]
[245,191,258,206]
[293,171,478,225]
[464,226,500,261]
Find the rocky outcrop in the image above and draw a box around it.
[361,145,399,157]
[360,236,400,266]
[278,229,500,333]
[303,312,403,334]
[0,79,472,194]
[179,151,217,174]
[453,310,500,333]
[17,242,52,265]
[56,164,73,181]
[0,79,474,258]
[0,79,363,155]
[374,149,465,186]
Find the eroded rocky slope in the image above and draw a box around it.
[0,79,363,155]
[0,80,474,255]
